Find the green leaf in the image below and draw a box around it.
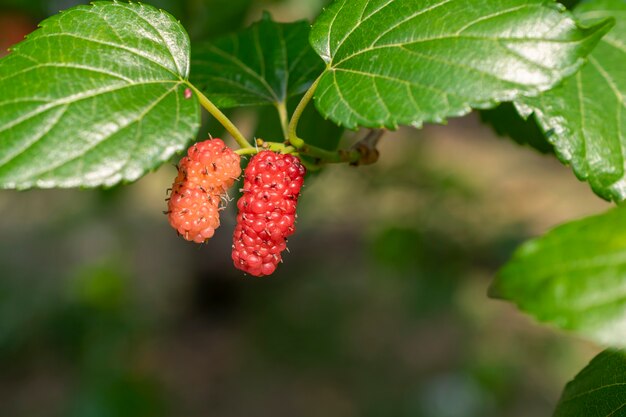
[309,0,613,130]
[491,206,626,347]
[518,0,626,202]
[190,13,325,109]
[553,350,626,417]
[253,96,344,150]
[480,103,554,154]
[0,1,199,189]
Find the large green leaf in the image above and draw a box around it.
[553,350,626,417]
[0,1,199,189]
[190,13,325,109]
[518,0,626,202]
[491,206,626,347]
[309,0,613,130]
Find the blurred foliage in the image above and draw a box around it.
[0,124,596,416]
[0,0,604,416]
[0,256,163,416]
[0,0,257,38]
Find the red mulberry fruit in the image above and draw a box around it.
[167,138,241,243]
[232,151,306,276]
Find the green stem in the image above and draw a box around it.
[235,142,295,156]
[276,101,289,141]
[233,140,360,165]
[288,74,322,149]
[298,158,323,172]
[186,82,253,149]
[300,143,361,164]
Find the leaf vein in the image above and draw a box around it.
[32,84,179,179]
[0,62,133,84]
[124,4,183,76]
[326,0,349,62]
[201,44,279,102]
[334,34,597,68]
[368,0,453,48]
[0,104,69,167]
[332,0,388,61]
[0,81,180,133]
[397,45,523,88]
[455,4,534,35]
[332,70,368,124]
[192,73,275,101]
[560,383,626,403]
[333,67,458,100]
[31,32,179,78]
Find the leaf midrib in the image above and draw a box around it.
[0,80,180,134]
[332,34,596,68]
[561,380,626,403]
[0,61,134,85]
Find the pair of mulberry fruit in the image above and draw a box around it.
[166,139,305,277]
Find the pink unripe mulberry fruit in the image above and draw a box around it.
[232,151,306,276]
[167,138,241,243]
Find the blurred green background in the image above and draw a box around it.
[0,0,610,416]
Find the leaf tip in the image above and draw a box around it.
[582,15,615,34]
[576,15,615,53]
